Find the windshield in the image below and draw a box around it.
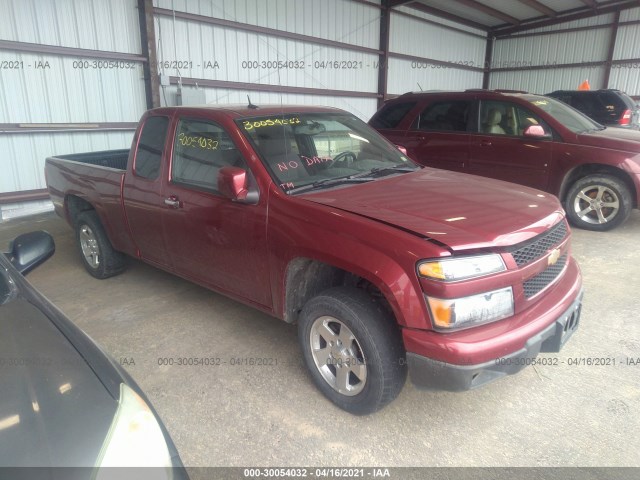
[525,95,601,133]
[0,264,15,305]
[237,112,417,193]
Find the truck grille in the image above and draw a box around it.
[511,221,568,267]
[523,254,567,298]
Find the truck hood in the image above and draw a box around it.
[577,127,640,153]
[303,168,565,251]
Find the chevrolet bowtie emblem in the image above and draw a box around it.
[548,248,561,266]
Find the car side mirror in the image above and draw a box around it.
[523,125,551,139]
[218,167,259,204]
[6,231,55,275]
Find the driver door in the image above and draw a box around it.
[160,115,271,307]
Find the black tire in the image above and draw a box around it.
[75,210,126,278]
[565,174,632,231]
[298,287,407,415]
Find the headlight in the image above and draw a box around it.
[418,254,506,281]
[95,383,173,478]
[426,287,514,330]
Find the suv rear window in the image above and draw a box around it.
[598,91,634,112]
[369,102,416,129]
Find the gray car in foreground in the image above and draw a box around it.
[0,231,187,479]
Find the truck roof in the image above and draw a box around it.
[148,104,346,118]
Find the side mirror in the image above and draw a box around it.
[523,125,551,139]
[218,167,259,204]
[395,145,408,155]
[6,231,55,275]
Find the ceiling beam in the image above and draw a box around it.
[406,1,490,31]
[518,0,557,17]
[580,0,599,7]
[493,0,639,36]
[388,0,415,7]
[453,0,520,25]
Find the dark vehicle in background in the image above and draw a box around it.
[45,104,583,414]
[546,89,640,130]
[371,90,640,231]
[0,231,187,476]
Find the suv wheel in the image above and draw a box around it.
[565,175,632,231]
[298,287,407,415]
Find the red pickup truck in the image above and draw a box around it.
[45,105,583,414]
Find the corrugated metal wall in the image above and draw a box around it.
[489,8,640,96]
[3,1,639,220]
[0,0,146,219]
[153,0,381,120]
[387,6,486,95]
[154,0,381,47]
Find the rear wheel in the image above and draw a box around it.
[565,175,632,231]
[298,287,406,415]
[75,211,126,278]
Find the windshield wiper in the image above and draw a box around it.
[364,164,421,176]
[580,126,606,133]
[286,175,374,195]
[286,164,420,195]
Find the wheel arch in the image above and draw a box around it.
[65,194,96,225]
[559,164,638,208]
[282,257,404,327]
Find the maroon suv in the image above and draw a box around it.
[370,90,640,231]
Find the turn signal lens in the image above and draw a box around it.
[418,254,506,282]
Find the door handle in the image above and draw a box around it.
[480,140,492,147]
[164,196,182,208]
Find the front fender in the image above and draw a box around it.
[267,192,444,330]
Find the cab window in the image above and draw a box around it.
[171,118,245,193]
[135,116,169,180]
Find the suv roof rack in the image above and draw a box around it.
[464,88,529,94]
[399,89,530,96]
[400,90,452,95]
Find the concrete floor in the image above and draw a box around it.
[1,211,639,467]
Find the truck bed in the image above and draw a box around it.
[45,149,134,254]
[52,149,129,170]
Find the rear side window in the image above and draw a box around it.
[370,102,416,129]
[135,116,169,180]
[171,118,245,193]
[415,101,470,132]
[569,94,596,115]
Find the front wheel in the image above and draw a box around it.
[298,287,407,415]
[565,175,632,231]
[75,211,126,278]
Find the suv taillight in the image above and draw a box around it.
[620,109,632,125]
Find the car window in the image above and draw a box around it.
[525,95,599,133]
[0,266,15,305]
[479,101,551,137]
[171,118,246,193]
[597,92,627,114]
[567,93,596,116]
[134,116,169,180]
[415,101,470,132]
[369,102,417,129]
